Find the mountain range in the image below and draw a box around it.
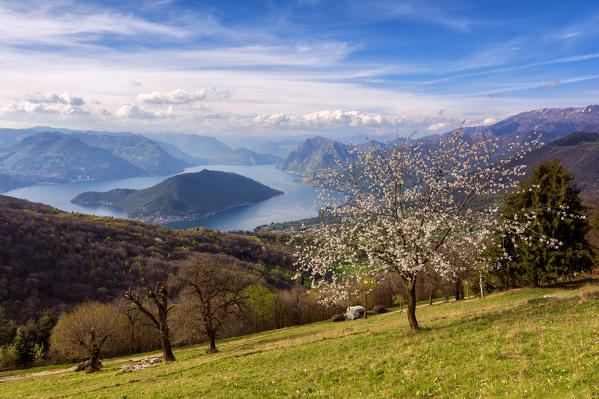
[277,106,599,194]
[143,133,283,165]
[0,128,282,192]
[72,169,284,223]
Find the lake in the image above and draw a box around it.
[4,165,321,231]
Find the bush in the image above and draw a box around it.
[0,345,18,370]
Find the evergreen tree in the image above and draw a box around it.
[12,321,37,364]
[37,309,57,351]
[0,307,16,346]
[494,159,593,286]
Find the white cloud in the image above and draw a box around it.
[25,92,85,106]
[245,110,406,130]
[136,88,231,104]
[427,122,449,131]
[2,102,87,116]
[237,110,461,136]
[116,104,174,120]
[1,92,88,116]
[482,118,497,126]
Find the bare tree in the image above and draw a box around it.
[125,282,176,361]
[176,253,255,353]
[50,302,124,372]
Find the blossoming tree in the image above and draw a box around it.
[296,130,542,330]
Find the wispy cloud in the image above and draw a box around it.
[348,0,477,32]
[540,80,560,89]
[0,3,186,48]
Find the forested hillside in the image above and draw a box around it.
[0,195,295,324]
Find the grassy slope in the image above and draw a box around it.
[2,284,599,398]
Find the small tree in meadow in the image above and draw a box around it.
[125,282,176,362]
[176,253,255,353]
[50,302,123,372]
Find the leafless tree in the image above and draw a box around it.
[176,253,255,353]
[125,282,176,361]
[50,302,124,372]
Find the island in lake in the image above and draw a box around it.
[72,169,284,224]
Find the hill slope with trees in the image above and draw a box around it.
[520,131,599,200]
[0,195,295,324]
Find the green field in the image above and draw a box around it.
[2,283,599,398]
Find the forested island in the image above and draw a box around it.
[72,169,284,223]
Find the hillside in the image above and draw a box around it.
[72,170,284,223]
[521,131,599,200]
[0,132,146,184]
[0,195,295,324]
[3,284,599,397]
[0,173,30,192]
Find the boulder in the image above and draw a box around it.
[120,363,149,373]
[345,305,365,320]
[331,313,345,322]
[372,305,387,314]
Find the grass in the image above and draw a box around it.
[2,284,599,398]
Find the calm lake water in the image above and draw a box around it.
[4,165,321,231]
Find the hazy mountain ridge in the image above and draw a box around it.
[0,132,148,184]
[143,133,283,165]
[72,170,284,223]
[0,128,282,193]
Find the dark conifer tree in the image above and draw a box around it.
[494,159,594,286]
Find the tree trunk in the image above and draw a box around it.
[207,331,218,353]
[128,322,136,354]
[454,279,463,301]
[479,274,484,299]
[406,278,419,331]
[88,350,101,373]
[160,325,175,361]
[429,287,434,306]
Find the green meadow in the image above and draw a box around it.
[2,283,599,399]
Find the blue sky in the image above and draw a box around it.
[0,0,597,138]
